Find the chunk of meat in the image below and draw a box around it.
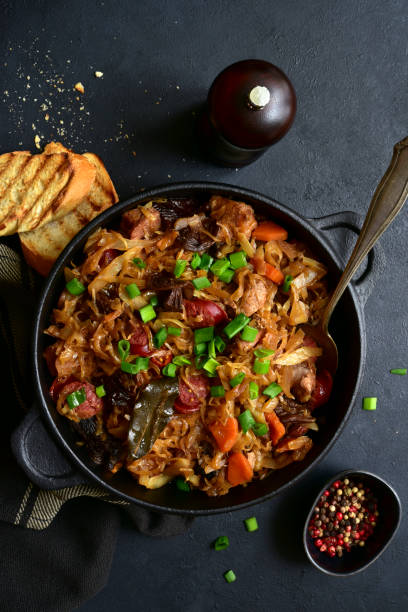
[209,195,257,241]
[240,275,268,317]
[183,298,228,328]
[290,362,316,403]
[120,207,160,239]
[57,381,103,420]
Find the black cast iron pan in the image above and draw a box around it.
[13,182,379,515]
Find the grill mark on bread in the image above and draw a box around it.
[1,154,66,231]
[0,153,32,219]
[19,150,118,275]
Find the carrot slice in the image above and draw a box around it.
[252,221,288,242]
[227,452,253,486]
[264,263,284,285]
[265,411,286,445]
[250,257,284,286]
[209,417,238,452]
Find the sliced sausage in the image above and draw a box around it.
[175,374,209,413]
[57,381,103,419]
[99,249,120,268]
[183,298,228,328]
[129,325,151,357]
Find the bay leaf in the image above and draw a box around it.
[128,378,179,460]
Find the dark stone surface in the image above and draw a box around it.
[1,1,407,610]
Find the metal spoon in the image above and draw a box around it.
[302,137,408,374]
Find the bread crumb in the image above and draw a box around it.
[94,71,103,78]
[74,82,85,94]
[34,134,41,149]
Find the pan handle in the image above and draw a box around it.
[11,405,89,490]
[307,211,386,306]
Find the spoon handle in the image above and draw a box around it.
[323,136,408,332]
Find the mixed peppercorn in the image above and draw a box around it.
[308,477,379,558]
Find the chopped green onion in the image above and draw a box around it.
[198,253,213,270]
[230,372,245,387]
[194,342,208,356]
[66,387,86,409]
[66,278,86,296]
[208,338,216,358]
[253,358,269,375]
[223,313,250,339]
[229,251,247,269]
[162,363,177,377]
[175,476,190,492]
[195,355,206,369]
[190,252,201,269]
[132,257,146,269]
[172,355,191,366]
[210,385,225,397]
[214,536,229,550]
[121,361,138,374]
[203,357,220,375]
[282,274,293,293]
[150,295,158,306]
[252,423,268,437]
[125,283,141,299]
[153,327,168,348]
[241,326,258,342]
[210,258,230,277]
[224,570,236,583]
[139,304,156,323]
[263,382,282,398]
[238,409,256,433]
[249,381,259,399]
[194,326,214,344]
[244,517,259,532]
[117,339,130,361]
[390,368,407,375]
[95,385,106,398]
[363,397,377,411]
[254,347,275,358]
[193,276,211,290]
[214,335,226,353]
[133,357,150,371]
[121,357,150,374]
[167,326,182,336]
[174,259,188,278]
[218,268,235,283]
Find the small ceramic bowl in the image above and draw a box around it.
[303,470,401,576]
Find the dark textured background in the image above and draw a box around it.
[1,1,407,610]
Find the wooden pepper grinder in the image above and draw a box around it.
[199,59,296,167]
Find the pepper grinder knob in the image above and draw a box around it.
[248,86,271,110]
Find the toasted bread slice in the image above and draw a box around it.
[0,149,96,235]
[19,152,118,275]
